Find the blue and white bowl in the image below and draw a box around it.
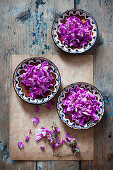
[52,9,98,54]
[57,82,104,130]
[13,57,61,104]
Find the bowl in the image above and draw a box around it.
[57,82,104,129]
[52,9,98,54]
[13,57,61,104]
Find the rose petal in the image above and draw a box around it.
[40,146,45,151]
[50,100,54,105]
[45,102,51,109]
[29,129,32,133]
[35,106,40,113]
[32,117,39,126]
[35,127,49,142]
[18,142,23,149]
[25,136,29,142]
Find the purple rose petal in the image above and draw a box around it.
[32,117,39,126]
[40,146,45,151]
[18,142,23,149]
[29,129,32,133]
[65,133,75,143]
[50,100,54,105]
[35,127,50,142]
[35,106,40,113]
[25,136,29,142]
[45,102,51,109]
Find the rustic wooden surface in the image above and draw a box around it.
[0,0,113,170]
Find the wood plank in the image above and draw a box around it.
[75,0,113,169]
[36,161,80,170]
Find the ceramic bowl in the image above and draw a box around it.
[57,82,104,130]
[52,9,98,54]
[13,57,61,104]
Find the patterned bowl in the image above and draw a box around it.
[57,82,104,130]
[52,9,98,54]
[13,57,61,104]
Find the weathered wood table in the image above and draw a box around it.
[0,0,113,169]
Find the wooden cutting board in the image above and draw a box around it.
[9,54,94,160]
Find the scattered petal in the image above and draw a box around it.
[18,142,23,149]
[45,102,51,109]
[65,133,79,155]
[32,117,39,126]
[65,133,75,143]
[25,136,29,142]
[29,129,32,133]
[50,100,54,105]
[35,106,40,113]
[35,123,79,155]
[40,146,45,151]
[35,127,49,142]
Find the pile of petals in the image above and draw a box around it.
[35,123,79,154]
[20,61,54,99]
[62,86,100,126]
[35,124,64,152]
[58,15,92,48]
[18,122,79,155]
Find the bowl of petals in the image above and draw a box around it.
[13,57,61,104]
[52,9,98,54]
[57,82,104,130]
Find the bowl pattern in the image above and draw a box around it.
[13,57,61,104]
[57,82,104,130]
[52,9,98,54]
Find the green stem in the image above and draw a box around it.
[53,149,79,157]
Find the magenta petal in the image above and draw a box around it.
[35,127,49,142]
[29,129,32,133]
[40,146,45,151]
[50,100,54,105]
[45,102,51,109]
[18,142,23,149]
[25,136,29,142]
[35,106,40,113]
[35,135,42,142]
[52,144,56,152]
[65,133,71,140]
[32,117,39,126]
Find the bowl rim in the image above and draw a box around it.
[57,82,104,130]
[13,57,61,105]
[51,9,98,54]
